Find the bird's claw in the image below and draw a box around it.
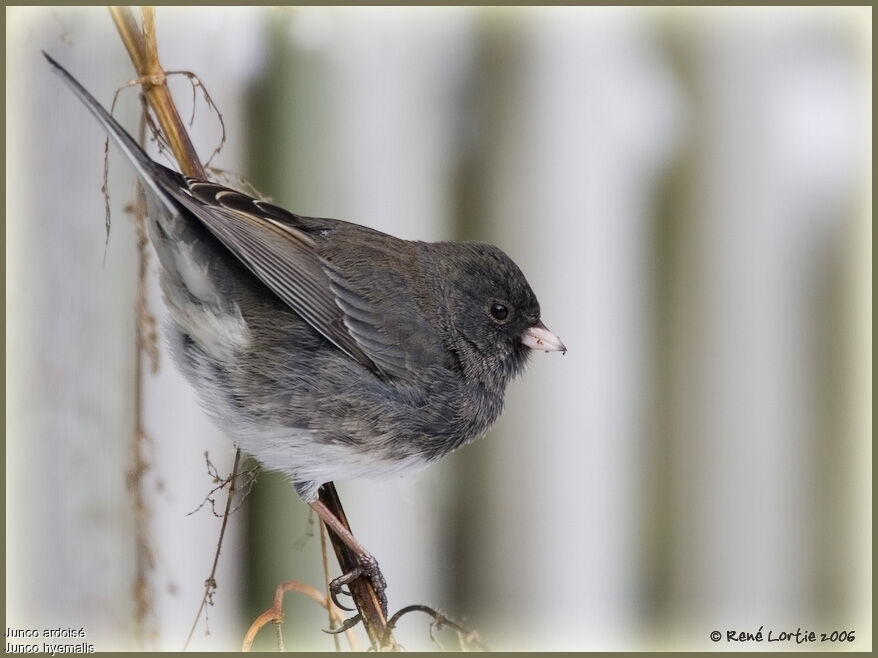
[325,553,389,632]
[329,573,356,612]
[323,612,363,635]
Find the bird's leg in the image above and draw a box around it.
[309,499,388,617]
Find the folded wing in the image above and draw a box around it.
[167,180,447,380]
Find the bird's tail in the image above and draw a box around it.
[43,51,177,209]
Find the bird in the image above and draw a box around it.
[46,51,565,621]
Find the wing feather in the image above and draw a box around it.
[163,179,447,379]
[168,188,380,372]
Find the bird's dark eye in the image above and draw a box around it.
[490,303,510,322]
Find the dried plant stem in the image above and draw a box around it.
[128,109,157,649]
[385,605,489,651]
[105,6,239,650]
[318,484,393,649]
[242,580,360,652]
[108,6,205,178]
[183,448,242,650]
[319,522,342,651]
[107,6,393,650]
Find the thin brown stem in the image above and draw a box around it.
[319,521,342,651]
[182,448,241,650]
[108,6,146,72]
[106,7,395,650]
[105,10,236,645]
[108,6,206,178]
[128,108,157,649]
[317,483,394,649]
[140,7,159,66]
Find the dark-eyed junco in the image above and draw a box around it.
[47,52,565,615]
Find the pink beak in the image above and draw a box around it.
[521,322,567,354]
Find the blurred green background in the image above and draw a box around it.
[6,6,871,651]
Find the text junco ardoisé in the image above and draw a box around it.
[47,52,565,614]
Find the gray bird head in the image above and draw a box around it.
[432,241,565,390]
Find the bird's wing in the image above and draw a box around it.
[167,180,446,379]
[321,243,449,379]
[45,53,446,379]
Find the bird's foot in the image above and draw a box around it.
[325,553,388,633]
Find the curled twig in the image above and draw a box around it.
[243,580,360,652]
[108,69,229,172]
[164,70,226,168]
[385,605,489,652]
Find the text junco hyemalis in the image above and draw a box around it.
[47,52,565,614]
